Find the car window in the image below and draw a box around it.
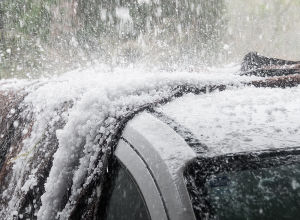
[104,163,151,220]
[184,149,300,220]
[206,162,300,220]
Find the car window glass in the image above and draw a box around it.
[206,162,300,220]
[104,165,151,220]
[184,152,300,220]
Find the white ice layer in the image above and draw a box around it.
[0,63,258,219]
[160,86,300,156]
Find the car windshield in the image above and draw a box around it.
[184,149,300,220]
[206,162,300,220]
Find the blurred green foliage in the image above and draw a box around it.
[0,0,54,78]
[0,0,226,78]
[75,0,226,66]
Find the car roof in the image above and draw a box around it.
[157,86,300,157]
[120,85,300,219]
[122,85,300,163]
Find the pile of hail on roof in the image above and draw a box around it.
[0,53,299,219]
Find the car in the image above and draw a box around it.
[1,57,300,220]
[94,83,300,220]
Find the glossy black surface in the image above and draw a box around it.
[184,147,300,220]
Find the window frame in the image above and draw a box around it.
[98,139,169,220]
